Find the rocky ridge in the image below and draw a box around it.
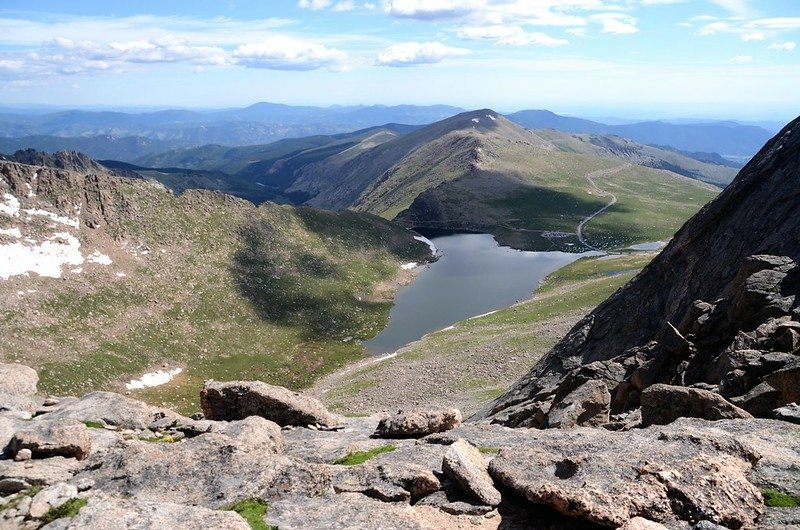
[475,116,800,429]
[1,365,799,529]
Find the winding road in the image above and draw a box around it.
[576,164,629,251]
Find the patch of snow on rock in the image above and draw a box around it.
[401,262,417,270]
[1,193,20,217]
[413,235,437,255]
[0,232,84,279]
[0,227,22,238]
[125,368,183,390]
[86,251,113,265]
[115,272,126,277]
[23,208,80,228]
[72,267,83,274]
[471,118,480,123]
[486,114,496,121]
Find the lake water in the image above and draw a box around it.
[363,233,599,354]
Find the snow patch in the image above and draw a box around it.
[72,267,83,273]
[86,251,113,265]
[413,235,437,255]
[401,262,417,270]
[0,232,84,280]
[471,118,480,123]
[441,325,456,331]
[486,114,496,121]
[0,227,22,238]
[125,368,183,390]
[1,194,20,217]
[469,310,498,320]
[24,208,80,228]
[25,183,35,198]
[116,272,126,277]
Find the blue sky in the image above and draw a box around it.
[0,0,798,120]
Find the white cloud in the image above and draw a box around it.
[457,26,568,46]
[566,27,588,37]
[641,0,687,4]
[232,36,348,71]
[375,41,469,66]
[333,1,357,11]
[748,17,800,30]
[590,13,638,35]
[768,41,796,51]
[364,2,377,9]
[729,55,752,63]
[384,0,480,20]
[740,32,765,41]
[697,21,730,36]
[709,0,752,16]
[298,0,333,9]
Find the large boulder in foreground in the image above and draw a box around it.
[8,420,92,460]
[201,380,342,428]
[640,384,752,426]
[0,363,38,397]
[374,408,462,438]
[441,438,501,506]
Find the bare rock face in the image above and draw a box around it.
[476,117,800,428]
[547,380,611,428]
[41,391,187,431]
[0,363,38,397]
[201,380,343,428]
[773,402,800,424]
[9,420,92,460]
[60,495,252,530]
[441,438,501,506]
[333,462,440,503]
[374,408,462,438]
[618,517,669,530]
[640,384,752,426]
[29,482,78,518]
[201,415,285,454]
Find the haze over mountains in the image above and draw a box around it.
[0,102,773,164]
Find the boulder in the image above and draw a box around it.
[29,482,78,518]
[9,420,92,460]
[374,408,461,438]
[205,416,284,454]
[415,490,495,516]
[0,456,85,486]
[731,382,782,417]
[54,495,251,530]
[764,365,800,404]
[441,439,501,506]
[0,363,38,396]
[333,462,440,503]
[618,517,669,530]
[40,391,186,431]
[773,403,800,424]
[201,380,342,428]
[547,380,611,428]
[640,384,752,426]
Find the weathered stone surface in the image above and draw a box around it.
[9,420,92,460]
[730,382,782,417]
[201,380,342,428]
[415,490,494,516]
[641,384,752,426]
[0,363,38,396]
[0,477,29,494]
[74,433,329,507]
[0,456,85,486]
[441,439,501,506]
[374,408,462,438]
[55,495,251,530]
[266,493,424,530]
[547,380,610,428]
[773,403,800,424]
[764,365,800,404]
[29,482,78,518]
[334,462,440,503]
[618,517,669,530]
[204,416,285,454]
[40,392,185,431]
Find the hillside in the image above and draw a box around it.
[289,110,723,251]
[0,154,430,412]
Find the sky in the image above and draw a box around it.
[0,0,798,120]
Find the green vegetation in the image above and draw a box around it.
[333,444,396,465]
[41,498,88,524]
[537,253,654,293]
[478,447,501,455]
[223,499,275,530]
[82,420,105,429]
[762,489,800,507]
[140,434,179,443]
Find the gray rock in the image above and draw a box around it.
[764,365,800,404]
[773,403,800,424]
[374,408,461,438]
[9,420,92,460]
[334,462,440,503]
[40,392,187,431]
[441,439,501,506]
[756,507,800,530]
[201,380,342,428]
[618,517,669,530]
[29,482,78,518]
[73,433,329,507]
[415,490,494,516]
[692,521,730,530]
[0,456,85,486]
[54,495,251,529]
[547,380,611,428]
[730,382,782,417]
[14,448,32,461]
[641,384,752,426]
[205,416,284,454]
[0,477,30,494]
[0,363,38,396]
[267,492,425,530]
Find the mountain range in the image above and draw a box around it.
[0,103,772,163]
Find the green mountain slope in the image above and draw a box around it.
[0,157,430,413]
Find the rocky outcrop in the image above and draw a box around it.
[441,439,501,506]
[200,380,343,428]
[374,408,462,438]
[8,420,92,460]
[476,117,800,428]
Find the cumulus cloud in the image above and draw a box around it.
[641,0,687,4]
[748,17,800,30]
[768,41,796,51]
[298,0,333,9]
[740,32,765,41]
[232,36,348,70]
[457,26,568,46]
[383,0,481,20]
[590,13,639,35]
[697,21,730,36]
[375,41,469,67]
[729,55,752,63]
[333,1,357,11]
